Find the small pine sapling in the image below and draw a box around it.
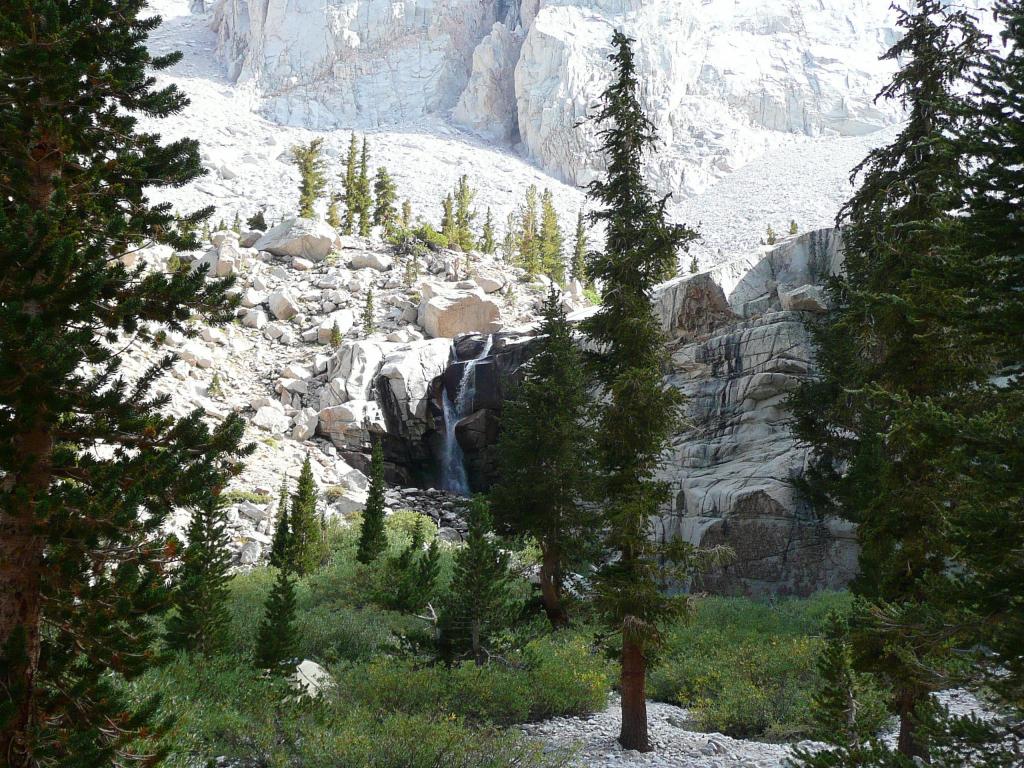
[356,439,388,564]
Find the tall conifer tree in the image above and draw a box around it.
[289,458,325,576]
[342,133,360,235]
[0,2,251,762]
[254,566,298,673]
[373,166,398,232]
[165,495,232,656]
[953,0,1024,714]
[441,193,457,247]
[539,189,565,284]
[480,207,496,254]
[571,210,588,285]
[292,138,326,219]
[357,138,372,237]
[452,175,477,252]
[582,31,700,752]
[492,287,595,627]
[269,479,291,569]
[441,497,517,665]
[790,1,986,759]
[356,439,388,565]
[517,186,541,274]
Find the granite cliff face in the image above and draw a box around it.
[655,230,856,596]
[210,0,913,196]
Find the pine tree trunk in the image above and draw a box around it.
[0,130,60,767]
[896,688,927,760]
[539,546,568,629]
[0,426,53,768]
[619,634,650,752]
[471,618,483,666]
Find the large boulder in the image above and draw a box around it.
[318,400,385,448]
[350,251,393,271]
[779,284,828,313]
[253,217,341,262]
[417,283,500,339]
[654,272,739,342]
[317,309,355,344]
[268,288,300,321]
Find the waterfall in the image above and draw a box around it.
[439,334,493,495]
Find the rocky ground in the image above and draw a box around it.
[125,214,586,563]
[524,690,1000,768]
[525,697,792,768]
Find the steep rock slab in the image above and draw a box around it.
[658,310,857,596]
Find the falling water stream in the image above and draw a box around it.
[439,334,493,495]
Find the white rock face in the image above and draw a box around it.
[212,0,501,127]
[211,0,937,198]
[254,217,340,262]
[452,21,522,143]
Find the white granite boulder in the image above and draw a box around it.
[253,217,341,262]
[417,283,500,338]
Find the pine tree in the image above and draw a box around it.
[571,210,588,284]
[441,497,518,665]
[401,199,413,230]
[254,566,298,672]
[539,189,566,283]
[380,519,441,612]
[231,211,241,234]
[765,224,777,245]
[247,208,268,231]
[330,319,343,348]
[270,479,291,569]
[582,31,701,752]
[0,3,252,763]
[810,610,862,747]
[165,494,232,656]
[342,133,360,235]
[289,458,326,576]
[357,439,388,565]
[789,219,799,236]
[689,255,699,274]
[292,138,327,219]
[452,175,477,252]
[492,286,596,627]
[790,2,987,760]
[357,138,372,237]
[480,207,496,254]
[362,287,376,334]
[501,211,518,263]
[373,166,398,232]
[953,0,1024,713]
[517,185,541,274]
[441,193,457,246]
[326,196,342,229]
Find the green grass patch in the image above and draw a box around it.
[649,592,888,741]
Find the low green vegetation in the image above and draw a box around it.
[220,489,271,506]
[648,593,889,741]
